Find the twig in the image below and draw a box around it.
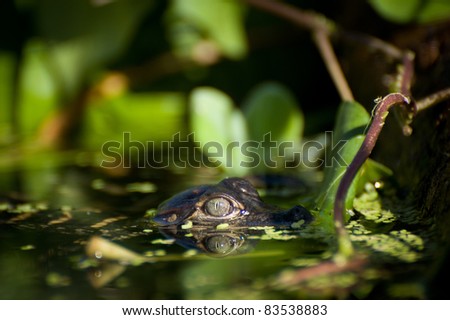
[416,87,450,112]
[244,0,333,35]
[244,0,354,101]
[313,30,354,101]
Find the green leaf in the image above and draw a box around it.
[36,0,154,98]
[369,0,450,23]
[80,92,186,151]
[0,52,15,145]
[315,101,370,214]
[417,1,450,23]
[369,0,421,23]
[169,0,248,59]
[189,87,249,174]
[17,41,60,139]
[242,82,304,171]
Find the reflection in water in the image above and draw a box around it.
[84,227,271,287]
[158,227,259,257]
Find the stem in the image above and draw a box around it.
[244,0,353,101]
[243,0,333,35]
[392,51,417,136]
[416,87,450,112]
[333,93,410,228]
[313,30,354,101]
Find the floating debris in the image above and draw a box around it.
[46,272,71,287]
[126,182,157,193]
[215,223,229,230]
[181,220,193,229]
[20,244,35,251]
[151,238,175,245]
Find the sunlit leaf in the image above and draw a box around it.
[315,101,370,215]
[369,0,450,23]
[80,92,186,152]
[417,1,450,23]
[169,0,248,60]
[369,0,420,23]
[189,87,249,174]
[242,82,304,171]
[17,41,60,138]
[0,52,15,144]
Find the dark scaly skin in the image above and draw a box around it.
[153,177,312,228]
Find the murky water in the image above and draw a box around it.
[0,164,326,299]
[0,163,443,299]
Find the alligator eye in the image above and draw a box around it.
[204,235,236,255]
[204,197,233,217]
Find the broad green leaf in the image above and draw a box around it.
[80,92,186,152]
[369,0,421,23]
[17,41,60,138]
[0,52,15,145]
[315,101,370,215]
[36,0,154,98]
[168,0,248,59]
[417,1,450,23]
[189,87,249,174]
[242,82,304,170]
[369,0,450,23]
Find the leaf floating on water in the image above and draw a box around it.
[48,211,72,225]
[353,183,396,224]
[183,249,198,257]
[151,239,176,245]
[145,209,157,218]
[216,223,230,230]
[181,220,193,229]
[291,220,305,229]
[126,182,157,193]
[46,272,71,287]
[20,244,36,251]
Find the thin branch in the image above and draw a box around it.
[244,0,354,101]
[392,51,417,135]
[416,87,450,112]
[243,0,333,35]
[341,31,404,60]
[313,30,354,101]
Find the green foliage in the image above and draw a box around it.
[315,101,370,214]
[189,87,249,175]
[242,82,304,169]
[35,0,154,98]
[0,52,15,144]
[189,83,304,174]
[17,41,60,138]
[81,92,186,151]
[168,0,248,60]
[369,0,450,23]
